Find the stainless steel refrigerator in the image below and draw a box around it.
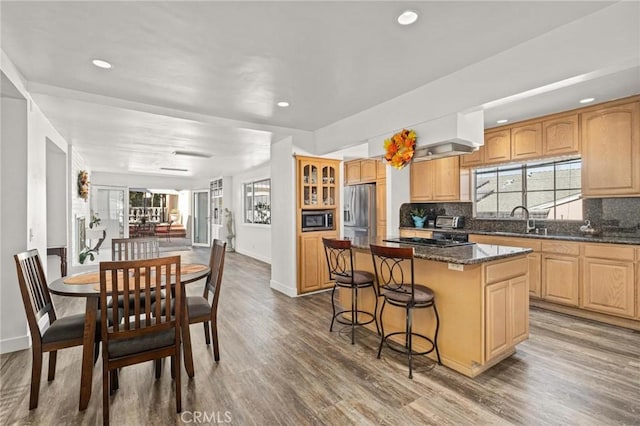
[343,183,376,241]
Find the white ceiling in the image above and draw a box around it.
[1,1,638,178]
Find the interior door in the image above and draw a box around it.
[192,190,210,246]
[91,185,127,259]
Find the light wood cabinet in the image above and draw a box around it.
[484,129,511,164]
[344,159,377,185]
[543,113,579,156]
[410,156,460,202]
[376,159,387,179]
[511,123,542,160]
[581,100,640,197]
[582,244,635,318]
[299,158,338,208]
[399,229,433,238]
[460,146,484,168]
[376,180,386,238]
[541,241,580,307]
[298,231,336,293]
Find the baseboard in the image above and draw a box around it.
[0,334,30,354]
[235,248,271,264]
[270,279,298,297]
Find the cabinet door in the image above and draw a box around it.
[528,253,541,298]
[345,161,361,185]
[510,276,529,345]
[484,130,511,164]
[581,101,640,196]
[485,281,510,360]
[543,114,579,156]
[511,123,542,160]
[320,164,337,207]
[582,258,635,318]
[376,160,387,179]
[375,181,386,238]
[542,254,580,306]
[410,161,434,201]
[300,161,319,207]
[432,156,460,200]
[299,234,322,293]
[460,146,484,168]
[360,160,377,182]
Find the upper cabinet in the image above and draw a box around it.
[298,157,339,208]
[511,123,543,161]
[542,113,579,156]
[344,159,377,185]
[581,100,640,197]
[460,146,484,168]
[410,156,461,202]
[483,129,511,164]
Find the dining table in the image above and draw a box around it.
[48,262,210,411]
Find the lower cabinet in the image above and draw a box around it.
[298,231,336,293]
[542,254,580,306]
[582,253,635,318]
[485,276,529,360]
[399,228,433,238]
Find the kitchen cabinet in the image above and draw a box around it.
[541,241,580,307]
[298,231,337,293]
[483,129,511,164]
[410,156,460,202]
[399,229,433,238]
[511,123,543,161]
[376,159,387,179]
[460,146,484,168]
[298,157,339,208]
[345,159,377,185]
[581,244,635,318]
[581,100,640,197]
[376,180,386,238]
[542,113,579,156]
[469,234,541,297]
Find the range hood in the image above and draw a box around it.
[413,141,476,160]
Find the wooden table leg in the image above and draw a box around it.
[79,297,98,411]
[181,285,195,378]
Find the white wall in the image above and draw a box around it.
[69,148,90,270]
[269,137,297,296]
[46,140,67,246]
[232,164,271,263]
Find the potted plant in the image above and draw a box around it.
[410,207,427,228]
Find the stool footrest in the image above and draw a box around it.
[332,309,377,328]
[381,331,437,356]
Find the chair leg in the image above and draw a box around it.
[377,299,387,359]
[432,302,442,365]
[103,362,109,425]
[203,321,211,345]
[211,319,220,362]
[175,349,182,413]
[29,350,43,410]
[110,370,119,394]
[155,359,162,379]
[329,283,338,332]
[171,356,176,379]
[407,306,413,379]
[47,351,57,381]
[94,342,100,365]
[351,286,357,345]
[372,286,381,336]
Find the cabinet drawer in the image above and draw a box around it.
[583,244,635,261]
[485,257,528,285]
[542,241,580,256]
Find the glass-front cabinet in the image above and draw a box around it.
[299,158,338,208]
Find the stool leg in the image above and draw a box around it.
[372,285,380,336]
[432,302,442,365]
[377,299,387,359]
[407,306,413,379]
[351,285,357,345]
[329,283,338,332]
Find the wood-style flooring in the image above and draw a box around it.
[2,248,639,425]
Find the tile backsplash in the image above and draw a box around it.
[400,198,640,237]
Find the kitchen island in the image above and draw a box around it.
[342,237,532,378]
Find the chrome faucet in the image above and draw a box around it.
[510,205,536,233]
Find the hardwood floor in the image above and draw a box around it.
[2,247,639,425]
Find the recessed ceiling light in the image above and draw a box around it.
[160,167,188,172]
[579,97,595,104]
[497,119,509,124]
[277,101,290,108]
[91,59,112,69]
[397,10,418,26]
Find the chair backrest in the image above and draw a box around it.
[203,239,227,312]
[14,249,54,344]
[370,244,416,301]
[99,256,182,348]
[112,237,160,261]
[322,238,355,282]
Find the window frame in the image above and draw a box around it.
[243,178,271,225]
[472,157,582,221]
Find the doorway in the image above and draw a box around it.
[192,190,210,246]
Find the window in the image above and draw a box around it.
[474,158,582,220]
[243,179,271,224]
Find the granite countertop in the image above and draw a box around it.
[350,235,532,265]
[398,227,640,246]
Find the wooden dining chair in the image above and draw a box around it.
[14,249,99,410]
[99,255,182,425]
[109,238,161,309]
[187,239,226,361]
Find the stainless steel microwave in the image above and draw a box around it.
[301,210,334,232]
